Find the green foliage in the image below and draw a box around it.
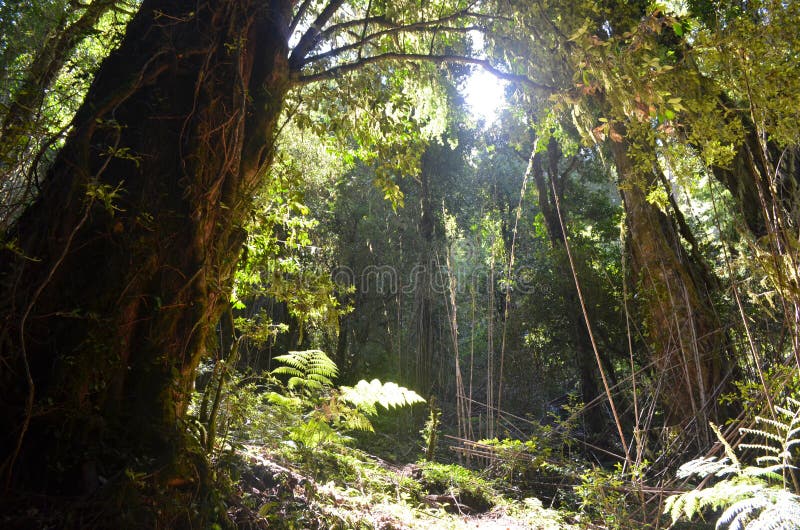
[232,120,351,348]
[419,461,497,512]
[478,437,553,482]
[574,463,641,529]
[339,378,425,415]
[421,401,441,462]
[666,400,800,530]
[272,349,339,392]
[269,349,424,449]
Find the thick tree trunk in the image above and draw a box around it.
[0,0,291,508]
[611,125,731,430]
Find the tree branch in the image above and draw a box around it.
[289,0,313,36]
[357,0,372,60]
[293,53,554,92]
[289,0,346,70]
[305,26,483,65]
[298,8,510,68]
[317,9,505,44]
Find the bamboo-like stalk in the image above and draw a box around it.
[549,163,631,467]
[496,139,535,423]
[487,247,495,439]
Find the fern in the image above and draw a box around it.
[269,350,424,449]
[272,349,338,391]
[339,379,425,416]
[665,399,800,530]
[675,456,739,479]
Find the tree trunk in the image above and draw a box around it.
[0,0,291,507]
[611,124,731,431]
[531,138,605,434]
[0,1,124,231]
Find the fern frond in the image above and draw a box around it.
[273,350,338,377]
[339,379,425,416]
[272,350,339,391]
[740,443,781,455]
[289,418,342,447]
[712,422,742,468]
[755,417,791,433]
[740,428,783,445]
[341,412,375,432]
[748,502,800,530]
[305,372,335,387]
[271,366,303,378]
[676,457,737,479]
[717,495,764,530]
[266,391,302,407]
[741,466,783,484]
[272,354,305,370]
[773,406,796,420]
[666,481,765,524]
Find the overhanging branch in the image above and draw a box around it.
[293,53,555,92]
[289,0,314,36]
[289,0,346,70]
[318,9,501,42]
[305,26,483,65]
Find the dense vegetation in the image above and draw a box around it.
[1,0,800,528]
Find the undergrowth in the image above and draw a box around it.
[188,349,578,529]
[666,399,800,530]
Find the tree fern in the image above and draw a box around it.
[665,399,800,530]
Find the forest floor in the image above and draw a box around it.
[230,444,574,530]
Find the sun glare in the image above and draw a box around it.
[462,69,507,123]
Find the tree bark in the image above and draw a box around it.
[0,0,292,507]
[611,124,732,430]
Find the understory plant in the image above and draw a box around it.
[665,399,800,530]
[191,349,424,458]
[268,349,426,450]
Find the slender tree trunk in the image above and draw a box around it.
[0,0,122,229]
[0,0,292,506]
[531,138,605,434]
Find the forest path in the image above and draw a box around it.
[233,446,571,529]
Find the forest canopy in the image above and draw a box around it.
[1,0,800,528]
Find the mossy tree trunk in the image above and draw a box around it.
[611,124,732,433]
[0,0,292,498]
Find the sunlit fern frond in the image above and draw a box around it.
[712,422,742,468]
[339,379,425,416]
[666,398,800,530]
[272,349,338,390]
[340,412,375,432]
[666,480,764,524]
[740,428,784,446]
[676,456,739,479]
[740,443,781,456]
[717,494,768,530]
[716,489,800,530]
